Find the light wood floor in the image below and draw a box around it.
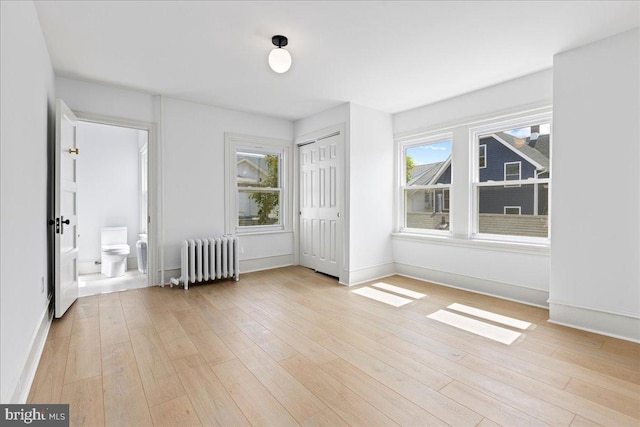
[28,266,640,426]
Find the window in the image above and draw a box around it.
[225,134,291,233]
[400,135,452,232]
[479,144,487,169]
[504,161,521,187]
[504,206,521,215]
[472,119,551,240]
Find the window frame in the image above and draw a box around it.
[225,133,292,235]
[470,112,552,244]
[398,132,453,235]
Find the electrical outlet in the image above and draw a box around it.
[41,276,45,293]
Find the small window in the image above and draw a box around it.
[504,161,521,186]
[479,144,487,169]
[236,149,281,227]
[504,206,521,215]
[401,136,452,232]
[225,133,290,234]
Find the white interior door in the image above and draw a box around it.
[54,99,79,318]
[299,134,342,277]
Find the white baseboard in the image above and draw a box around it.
[340,262,396,286]
[395,262,549,308]
[9,302,52,403]
[160,254,294,285]
[240,254,294,274]
[549,300,640,343]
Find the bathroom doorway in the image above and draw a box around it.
[75,120,150,296]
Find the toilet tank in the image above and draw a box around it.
[101,227,128,245]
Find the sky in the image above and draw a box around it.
[406,140,452,165]
[407,123,551,166]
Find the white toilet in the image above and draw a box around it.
[101,227,130,277]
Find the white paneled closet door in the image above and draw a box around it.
[299,134,342,278]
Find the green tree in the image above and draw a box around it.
[406,155,415,184]
[249,154,280,224]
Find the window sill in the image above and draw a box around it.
[391,232,550,255]
[235,228,293,237]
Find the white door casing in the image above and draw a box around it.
[54,99,79,317]
[299,133,342,277]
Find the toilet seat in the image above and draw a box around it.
[102,244,130,255]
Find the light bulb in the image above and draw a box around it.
[268,48,292,73]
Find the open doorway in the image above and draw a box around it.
[76,120,149,296]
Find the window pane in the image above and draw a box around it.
[478,124,550,183]
[477,183,549,237]
[405,188,450,230]
[238,189,280,226]
[237,151,279,188]
[406,140,452,186]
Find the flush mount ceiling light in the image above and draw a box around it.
[268,35,292,73]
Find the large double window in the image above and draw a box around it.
[397,108,552,244]
[225,133,290,234]
[400,134,453,233]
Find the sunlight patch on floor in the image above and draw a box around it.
[372,282,427,299]
[447,303,532,330]
[351,287,413,307]
[427,309,522,345]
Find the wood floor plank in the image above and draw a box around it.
[149,395,202,427]
[129,326,186,407]
[317,335,480,426]
[552,347,640,384]
[99,293,130,347]
[27,336,70,404]
[280,353,399,427]
[221,331,327,422]
[211,358,299,426]
[564,377,640,418]
[440,380,551,426]
[120,290,153,330]
[173,310,236,365]
[60,376,104,426]
[101,341,153,427]
[173,354,249,427]
[64,332,101,384]
[459,352,638,426]
[70,314,100,338]
[301,407,349,427]
[321,358,448,426]
[158,324,200,361]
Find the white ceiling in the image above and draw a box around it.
[34,1,639,121]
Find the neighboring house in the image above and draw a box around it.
[407,132,549,218]
[479,132,550,215]
[236,155,269,220]
[407,156,451,214]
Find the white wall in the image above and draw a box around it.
[392,70,553,307]
[0,1,55,403]
[161,97,293,276]
[347,104,395,284]
[56,80,294,281]
[550,28,640,341]
[77,122,142,266]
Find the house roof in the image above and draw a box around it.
[408,156,451,186]
[491,132,550,171]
